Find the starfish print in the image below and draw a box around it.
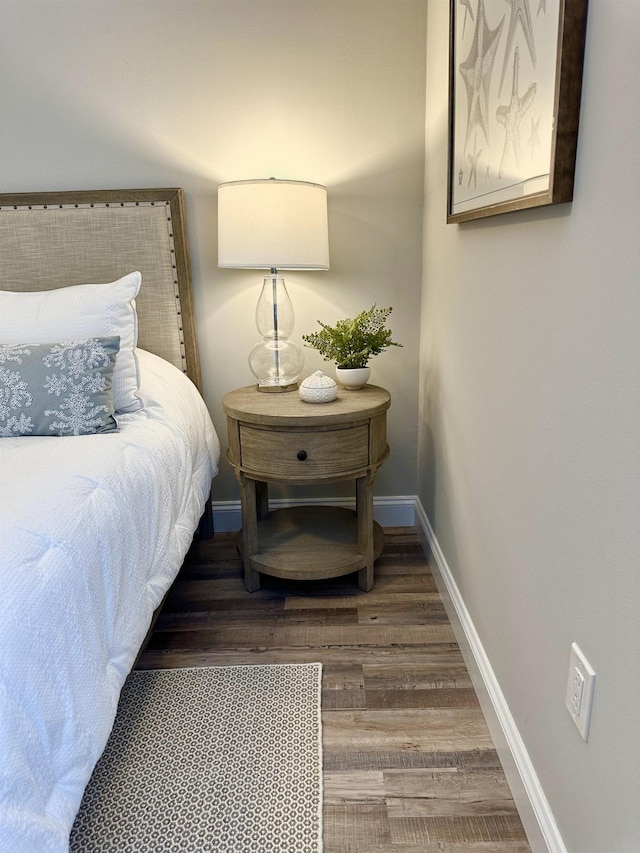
[459,0,475,39]
[468,138,482,188]
[499,0,537,95]
[527,115,541,158]
[496,46,537,179]
[459,0,505,153]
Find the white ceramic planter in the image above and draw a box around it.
[335,366,371,390]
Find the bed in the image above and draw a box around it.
[0,189,220,852]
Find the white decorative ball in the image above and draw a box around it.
[299,371,338,403]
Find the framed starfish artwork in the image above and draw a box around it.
[447,0,588,223]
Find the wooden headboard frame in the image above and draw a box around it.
[0,188,202,391]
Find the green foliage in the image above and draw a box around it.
[302,305,402,369]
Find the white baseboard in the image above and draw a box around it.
[212,495,416,533]
[414,498,566,853]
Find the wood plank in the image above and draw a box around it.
[324,770,386,803]
[360,573,440,593]
[155,606,359,631]
[344,844,531,853]
[323,689,367,711]
[322,709,496,752]
[270,624,457,647]
[389,815,528,844]
[138,644,465,669]
[322,663,365,690]
[161,597,285,615]
[324,803,391,848]
[384,769,521,817]
[323,749,504,772]
[364,688,480,710]
[358,601,450,624]
[374,561,433,574]
[363,660,473,690]
[146,623,456,651]
[284,592,443,610]
[138,644,463,669]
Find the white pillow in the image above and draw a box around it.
[0,272,142,413]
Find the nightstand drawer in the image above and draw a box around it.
[239,424,369,479]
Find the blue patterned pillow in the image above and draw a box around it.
[0,337,120,437]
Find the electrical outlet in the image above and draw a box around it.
[565,643,596,741]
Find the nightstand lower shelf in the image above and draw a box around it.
[237,505,384,583]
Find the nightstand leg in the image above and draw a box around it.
[255,480,269,520]
[238,475,261,592]
[356,474,375,592]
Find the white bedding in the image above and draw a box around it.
[0,349,220,852]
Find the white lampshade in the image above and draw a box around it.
[218,179,330,270]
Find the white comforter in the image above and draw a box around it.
[0,349,220,852]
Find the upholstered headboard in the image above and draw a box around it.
[0,188,202,391]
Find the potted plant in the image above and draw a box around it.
[302,304,402,389]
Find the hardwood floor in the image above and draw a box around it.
[137,527,531,852]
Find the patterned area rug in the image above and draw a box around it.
[70,664,323,852]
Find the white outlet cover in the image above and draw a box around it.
[565,642,596,741]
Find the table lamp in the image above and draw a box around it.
[218,178,329,392]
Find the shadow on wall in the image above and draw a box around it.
[417,363,464,598]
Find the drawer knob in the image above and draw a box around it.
[297,450,308,461]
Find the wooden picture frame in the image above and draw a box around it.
[447,0,588,224]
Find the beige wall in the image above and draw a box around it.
[421,1,640,851]
[0,0,426,502]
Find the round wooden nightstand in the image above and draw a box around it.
[222,384,391,592]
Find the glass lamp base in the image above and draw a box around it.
[249,337,304,393]
[256,379,299,392]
